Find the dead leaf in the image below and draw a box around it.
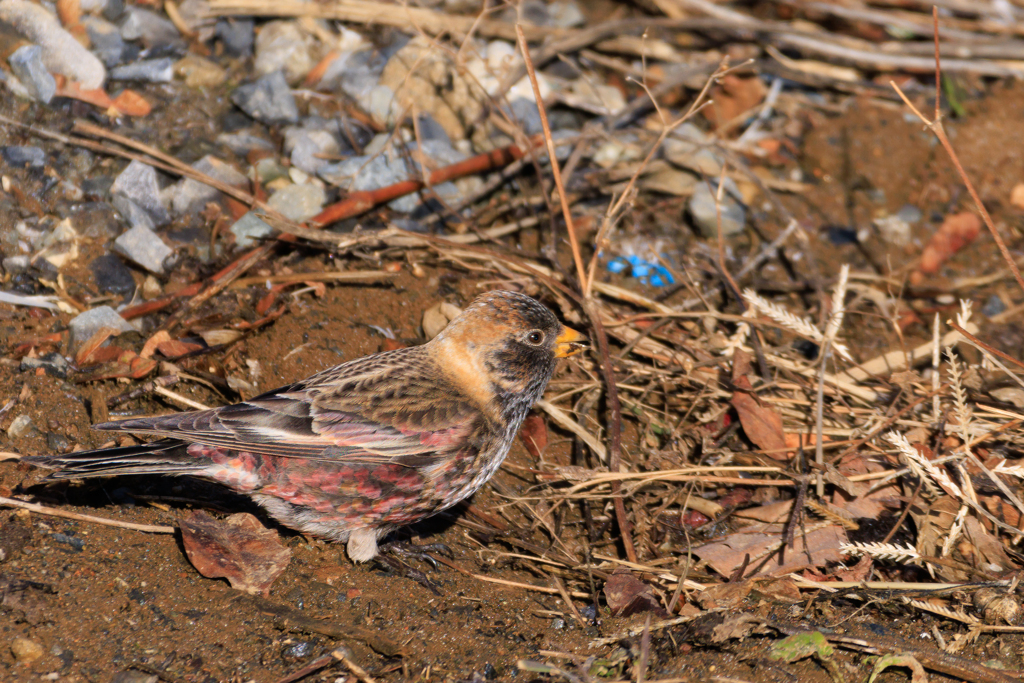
[54,75,113,109]
[140,330,172,359]
[710,613,764,642]
[696,581,751,610]
[179,511,291,596]
[731,378,788,459]
[519,414,547,459]
[75,326,122,365]
[304,281,327,297]
[694,525,848,578]
[603,570,669,617]
[705,73,767,133]
[155,339,205,359]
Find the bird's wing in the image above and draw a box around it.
[94,346,484,464]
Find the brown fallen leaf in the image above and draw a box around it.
[140,330,173,359]
[54,75,113,109]
[603,570,669,617]
[75,326,122,365]
[519,413,547,459]
[696,580,751,610]
[731,378,788,459]
[155,339,205,359]
[704,73,767,133]
[179,511,291,596]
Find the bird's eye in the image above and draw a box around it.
[525,330,545,345]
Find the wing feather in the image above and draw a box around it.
[94,345,485,464]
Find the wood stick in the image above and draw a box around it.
[205,0,563,42]
[0,496,176,534]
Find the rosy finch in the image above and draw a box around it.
[28,291,587,562]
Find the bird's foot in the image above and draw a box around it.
[375,541,452,594]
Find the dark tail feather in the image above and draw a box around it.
[25,439,205,479]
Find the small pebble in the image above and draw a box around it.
[109,57,174,83]
[11,636,44,663]
[231,70,299,124]
[1,145,46,169]
[7,45,55,103]
[7,415,34,439]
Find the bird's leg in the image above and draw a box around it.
[373,540,453,594]
[380,540,453,569]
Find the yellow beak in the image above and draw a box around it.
[554,326,588,358]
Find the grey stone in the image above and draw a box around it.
[254,20,313,83]
[320,140,466,213]
[0,0,106,89]
[90,253,136,296]
[2,255,30,275]
[82,15,125,67]
[266,184,326,222]
[171,155,247,216]
[113,224,174,274]
[253,157,289,184]
[120,6,184,50]
[69,305,136,348]
[549,0,584,27]
[102,0,124,22]
[983,294,1007,318]
[284,127,341,175]
[231,70,298,124]
[416,112,451,146]
[113,197,155,231]
[335,49,386,103]
[111,160,169,227]
[688,178,746,238]
[7,45,55,103]
[21,352,68,378]
[509,97,542,135]
[109,57,173,83]
[321,154,409,211]
[896,204,923,224]
[0,67,32,100]
[230,211,274,249]
[363,84,397,125]
[500,0,548,25]
[2,145,45,169]
[216,17,253,57]
[874,214,911,247]
[216,132,274,156]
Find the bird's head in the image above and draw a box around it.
[430,291,587,412]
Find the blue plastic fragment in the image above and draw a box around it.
[603,253,675,286]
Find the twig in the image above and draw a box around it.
[0,496,176,534]
[516,26,586,290]
[205,0,562,42]
[309,139,544,227]
[516,24,636,563]
[889,8,1024,296]
[152,386,211,411]
[331,646,378,683]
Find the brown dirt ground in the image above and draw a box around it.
[4,78,1024,683]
